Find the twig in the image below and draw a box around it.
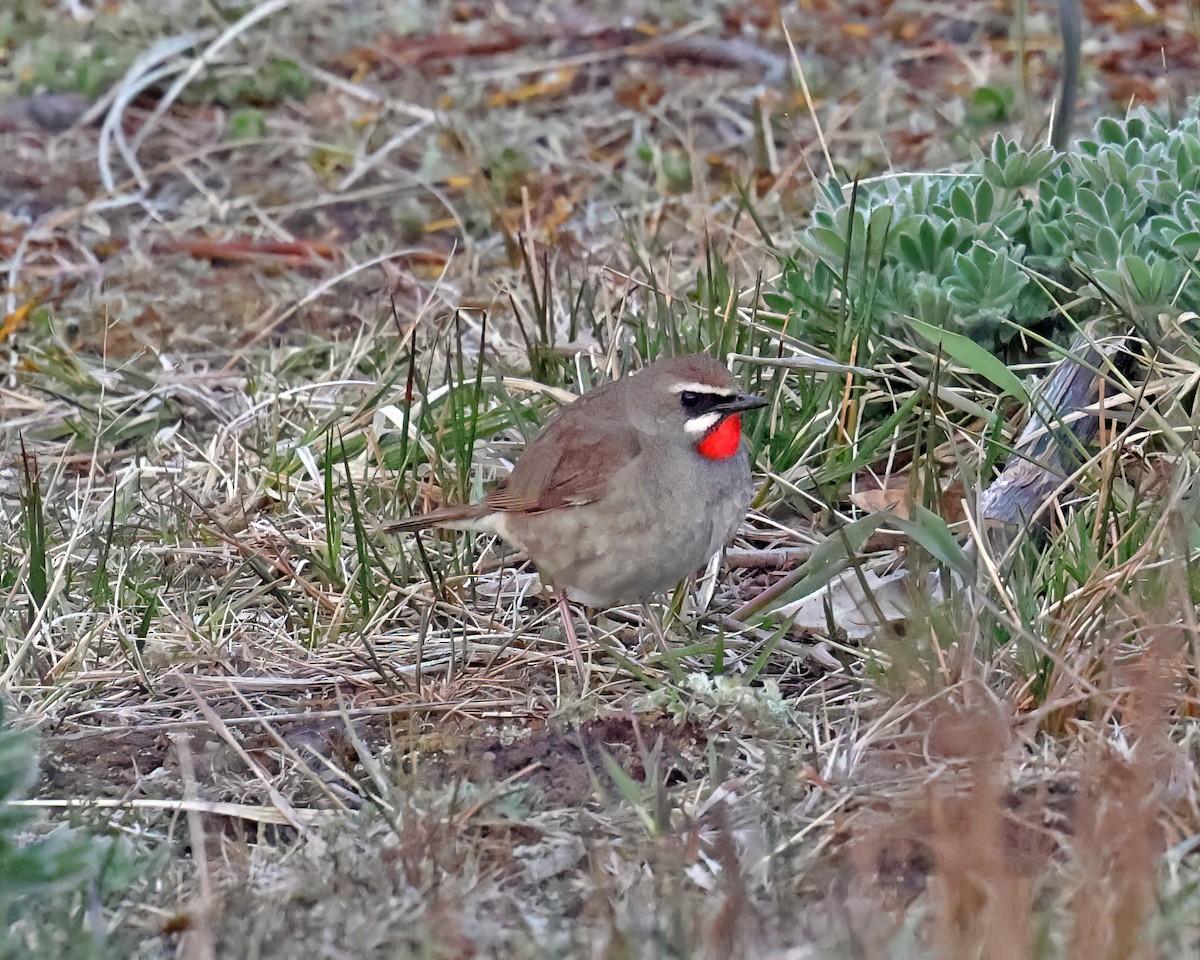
[98,33,203,193]
[130,0,294,154]
[171,732,217,960]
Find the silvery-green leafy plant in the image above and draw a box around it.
[0,710,148,955]
[778,106,1200,357]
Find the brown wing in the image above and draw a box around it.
[483,414,641,514]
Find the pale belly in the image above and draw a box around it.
[495,453,751,607]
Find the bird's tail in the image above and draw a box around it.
[382,503,495,534]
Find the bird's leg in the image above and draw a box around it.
[557,592,587,676]
[639,601,671,657]
[638,602,690,680]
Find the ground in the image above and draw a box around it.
[3,1,1200,958]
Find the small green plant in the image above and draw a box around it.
[783,105,1200,357]
[205,58,311,109]
[12,36,122,99]
[967,84,1016,129]
[17,442,47,621]
[226,107,267,140]
[0,711,150,957]
[0,718,92,911]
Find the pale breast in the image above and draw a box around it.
[499,445,752,607]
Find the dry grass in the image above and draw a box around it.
[4,1,1200,958]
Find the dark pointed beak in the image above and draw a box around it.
[715,392,767,414]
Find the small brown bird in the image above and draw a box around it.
[389,354,766,669]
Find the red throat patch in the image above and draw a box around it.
[696,414,742,461]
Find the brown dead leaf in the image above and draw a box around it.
[170,237,338,269]
[423,217,459,234]
[344,27,527,73]
[486,67,579,108]
[1089,1,1166,31]
[614,77,665,111]
[849,474,915,517]
[848,473,967,525]
[1106,73,1160,105]
[0,296,39,343]
[722,0,784,34]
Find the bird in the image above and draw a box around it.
[387,353,767,672]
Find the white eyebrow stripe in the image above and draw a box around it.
[683,411,723,436]
[670,382,737,395]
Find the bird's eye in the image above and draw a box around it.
[681,388,705,412]
[680,390,720,415]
